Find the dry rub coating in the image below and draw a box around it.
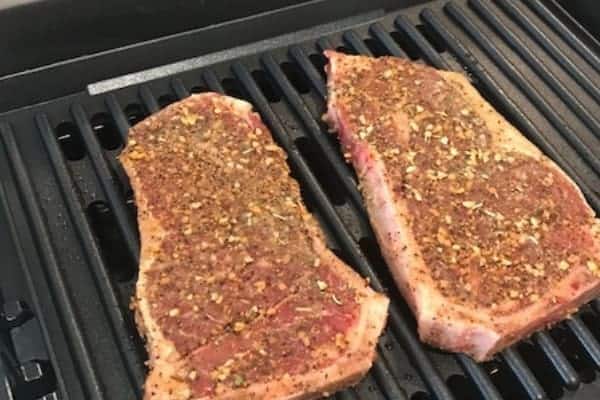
[120,93,389,399]
[325,51,600,361]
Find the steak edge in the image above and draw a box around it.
[324,51,600,361]
[120,93,389,399]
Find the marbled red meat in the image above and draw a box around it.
[324,51,600,361]
[120,93,389,399]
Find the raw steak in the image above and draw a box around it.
[324,51,600,361]
[120,92,389,399]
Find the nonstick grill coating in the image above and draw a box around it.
[0,0,600,399]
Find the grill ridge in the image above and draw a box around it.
[396,15,450,69]
[70,105,140,263]
[524,0,600,74]
[0,123,102,399]
[469,0,600,136]
[566,318,600,368]
[35,113,146,395]
[496,0,600,105]
[420,7,600,211]
[261,53,366,213]
[0,1,599,399]
[445,2,600,176]
[0,184,68,400]
[369,23,409,59]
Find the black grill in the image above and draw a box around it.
[1,0,600,399]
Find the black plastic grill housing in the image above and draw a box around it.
[0,0,599,399]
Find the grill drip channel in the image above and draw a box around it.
[0,0,600,399]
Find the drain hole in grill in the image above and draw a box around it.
[383,336,394,351]
[55,121,86,161]
[358,236,386,266]
[517,341,564,399]
[158,94,176,108]
[483,358,531,399]
[281,62,311,94]
[410,392,431,400]
[90,113,122,151]
[358,236,398,291]
[550,325,597,383]
[123,103,148,126]
[446,374,484,400]
[87,201,136,282]
[390,31,421,60]
[221,78,246,100]
[251,70,282,102]
[294,137,347,205]
[309,53,327,77]
[580,310,600,340]
[366,383,381,395]
[364,38,389,57]
[287,162,317,213]
[190,85,208,94]
[331,248,354,270]
[336,45,357,55]
[416,24,447,53]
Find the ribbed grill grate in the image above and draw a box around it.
[0,1,599,399]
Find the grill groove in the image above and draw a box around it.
[524,0,600,74]
[469,0,600,138]
[420,7,600,211]
[444,2,600,176]
[35,113,145,394]
[497,0,600,105]
[0,123,103,399]
[71,104,139,263]
[0,183,68,400]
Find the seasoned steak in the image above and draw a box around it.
[120,93,389,399]
[324,51,600,361]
